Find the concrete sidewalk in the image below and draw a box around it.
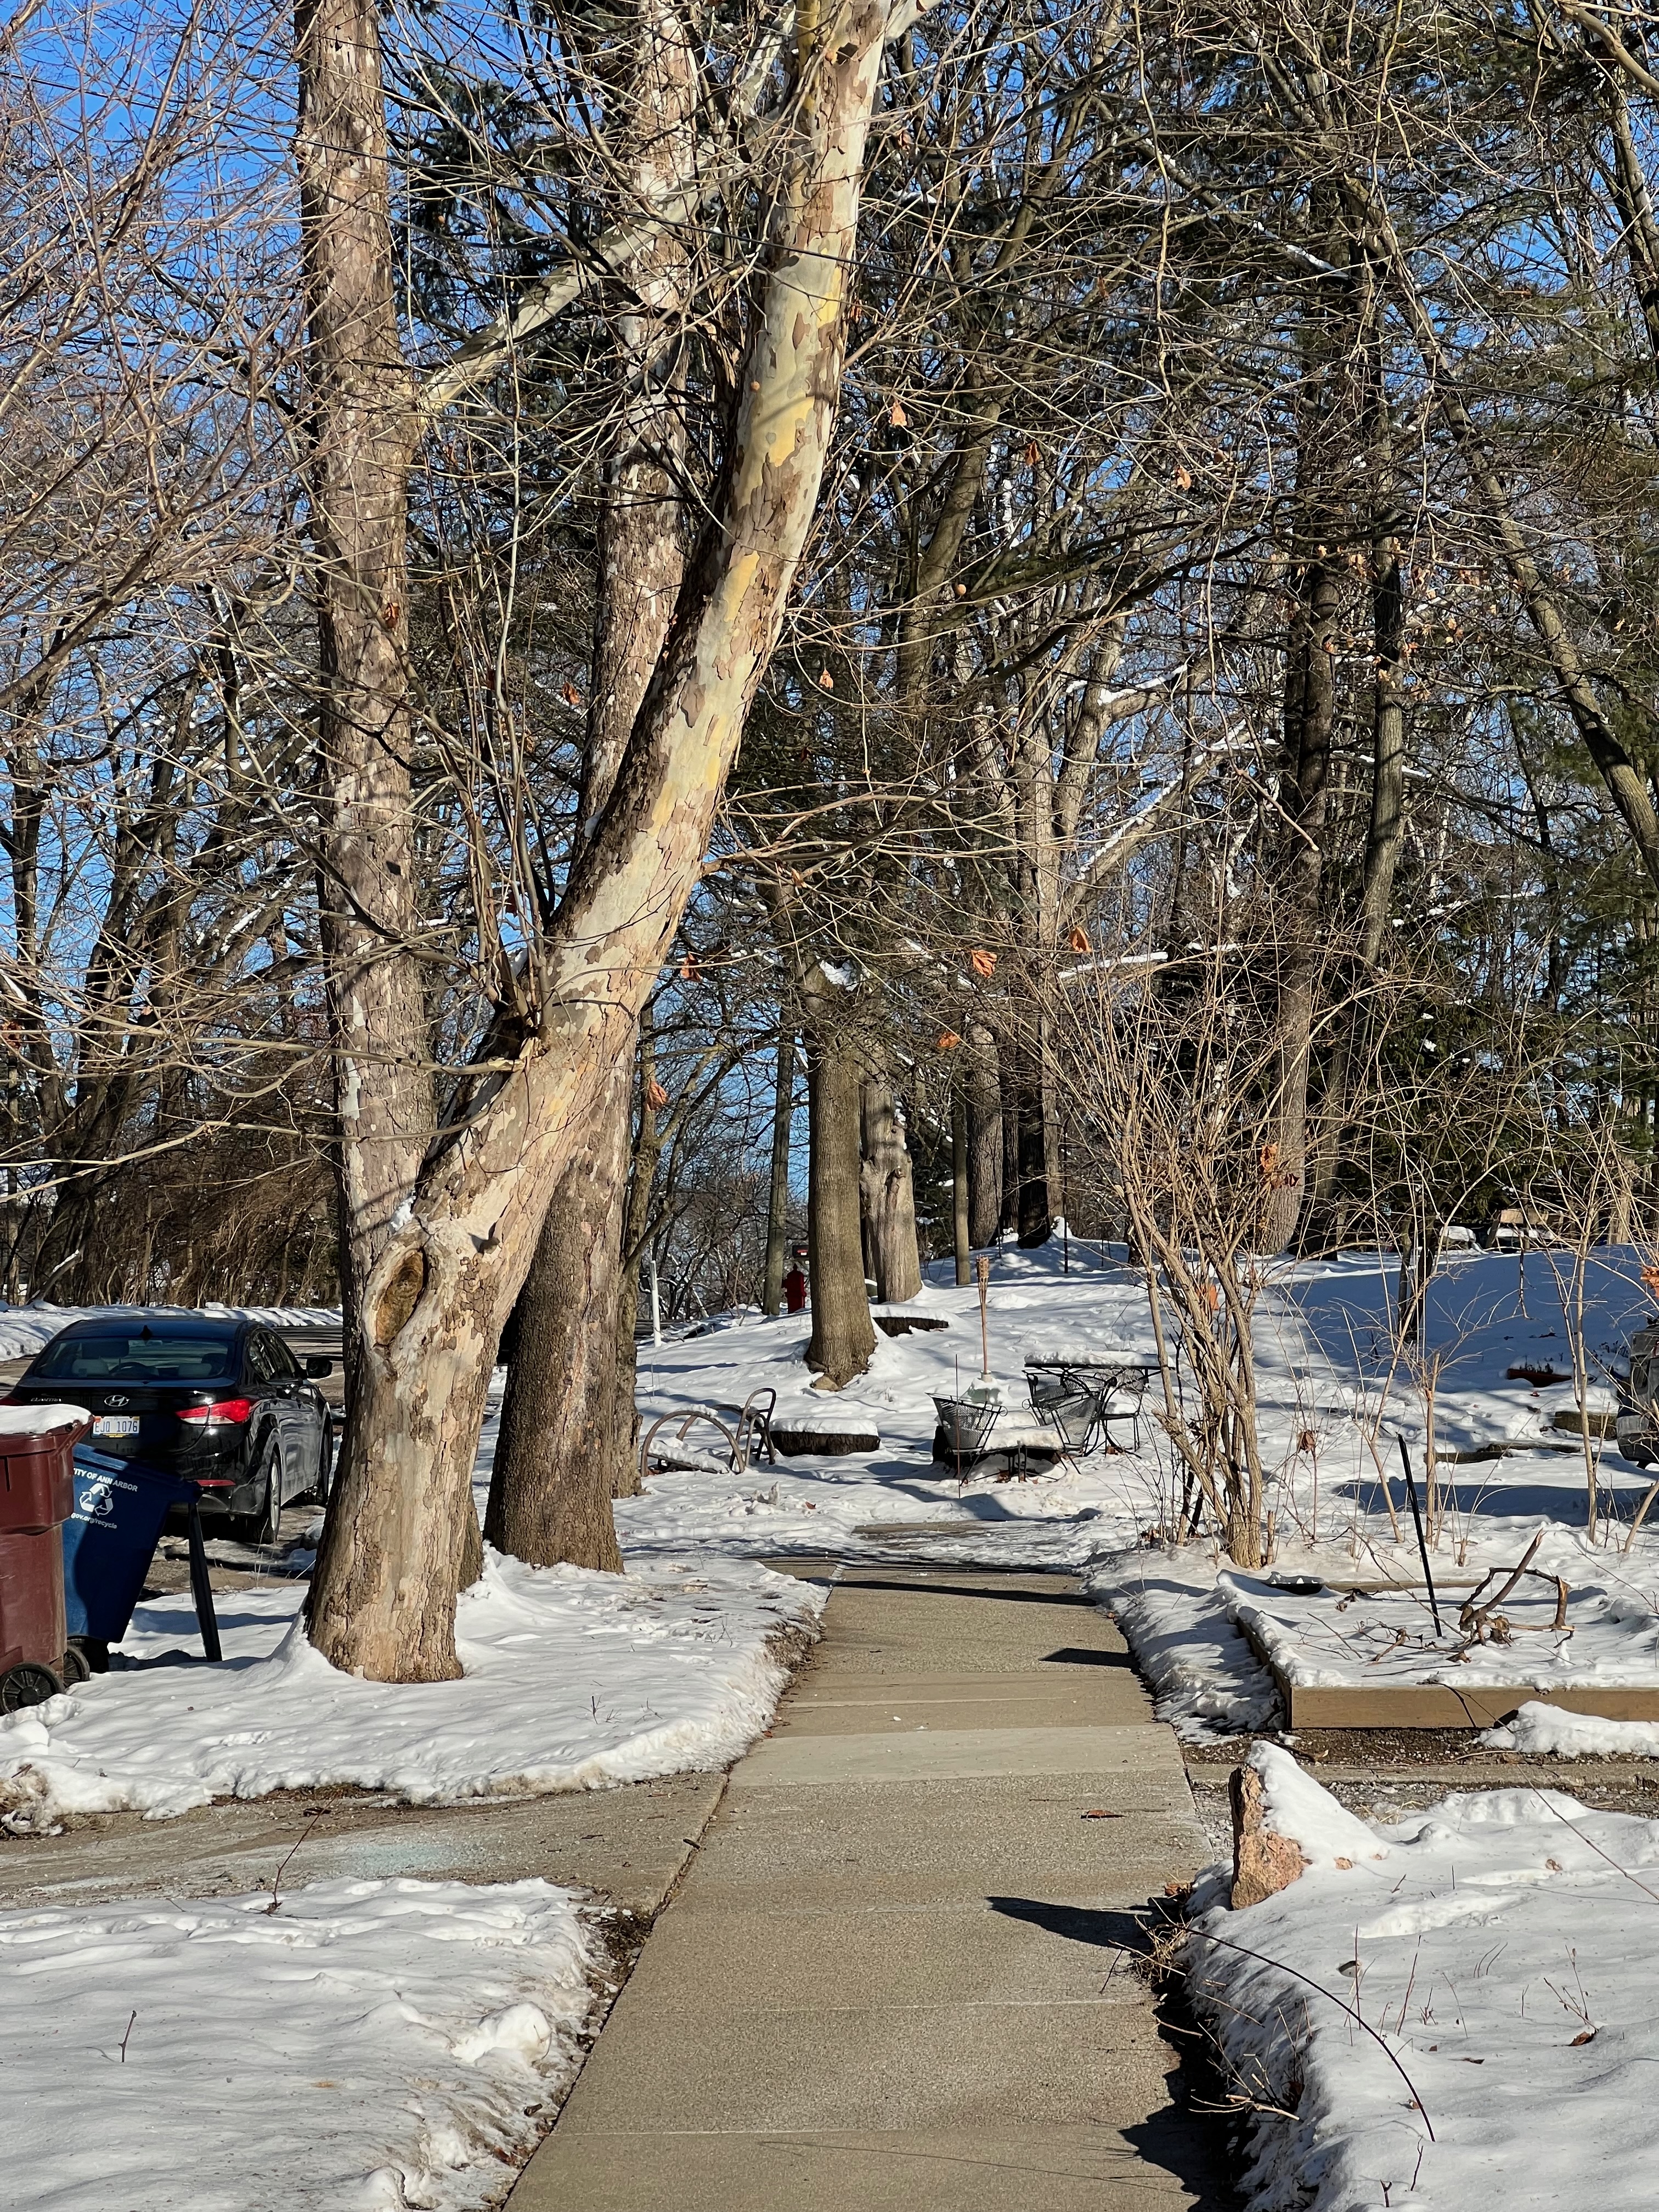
[510,1562,1227,2210]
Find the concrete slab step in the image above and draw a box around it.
[733,1723,1184,1788]
[511,2123,1205,2211]
[506,1565,1227,2211]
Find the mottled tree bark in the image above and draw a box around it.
[297,0,439,1666]
[485,0,695,1571]
[859,1069,922,1302]
[483,1056,630,1570]
[309,0,899,1679]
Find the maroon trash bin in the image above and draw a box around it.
[0,1405,89,1710]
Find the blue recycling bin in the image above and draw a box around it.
[63,1447,221,1664]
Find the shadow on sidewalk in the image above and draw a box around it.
[989,1894,1240,2209]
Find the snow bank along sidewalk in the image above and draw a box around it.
[0,1551,822,1827]
[1188,1743,1659,2211]
[2,1874,597,2212]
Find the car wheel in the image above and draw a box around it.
[231,1440,283,1547]
[302,1417,334,1506]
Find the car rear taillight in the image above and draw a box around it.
[179,1398,255,1425]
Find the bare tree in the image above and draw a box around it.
[305,0,915,1679]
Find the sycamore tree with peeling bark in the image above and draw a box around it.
[297,0,921,1679]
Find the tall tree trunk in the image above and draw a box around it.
[804,1014,875,1386]
[998,1038,1020,1234]
[952,1078,970,1285]
[1259,539,1338,1252]
[309,0,900,1679]
[1357,539,1407,972]
[482,1056,630,1571]
[297,0,437,1657]
[1307,522,1406,1216]
[859,1070,922,1302]
[1003,1016,1052,1246]
[965,1019,1002,1247]
[484,0,695,1570]
[763,1020,795,1316]
[611,1056,664,1499]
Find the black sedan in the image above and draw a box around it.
[3,1317,334,1543]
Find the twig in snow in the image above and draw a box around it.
[266,1805,329,1915]
[1190,1924,1436,2140]
[119,2010,137,2063]
[1527,1787,1659,1906]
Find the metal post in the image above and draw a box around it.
[187,1499,223,1662]
[648,1253,662,1347]
[1397,1436,1443,1637]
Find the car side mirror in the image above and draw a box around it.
[303,1356,334,1379]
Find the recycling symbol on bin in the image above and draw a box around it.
[80,1480,116,1519]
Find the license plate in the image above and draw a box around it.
[92,1415,139,1437]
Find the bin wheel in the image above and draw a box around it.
[69,1636,109,1675]
[59,1646,91,1687]
[0,1663,63,1713]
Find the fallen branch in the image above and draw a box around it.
[1458,1539,1570,1640]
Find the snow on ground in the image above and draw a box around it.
[1483,1700,1659,1758]
[1085,1550,1282,1736]
[1188,1743,1659,2212]
[0,1301,340,1361]
[1224,1561,1659,1695]
[1288,1243,1651,1464]
[617,1245,1659,1556]
[8,1244,1659,2208]
[598,1240,1659,1722]
[610,1246,1184,1569]
[0,1552,820,1827]
[8,1242,1658,1792]
[2,1874,596,2211]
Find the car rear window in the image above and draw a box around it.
[30,1334,238,1383]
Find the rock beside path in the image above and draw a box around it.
[1229,1762,1308,1908]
